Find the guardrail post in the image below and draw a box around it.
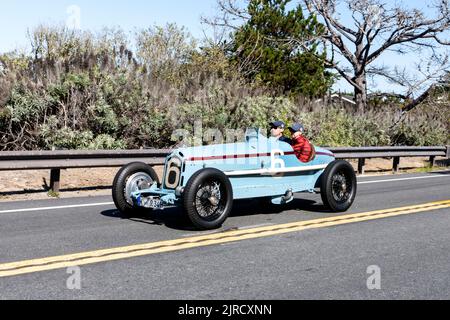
[429,156,436,168]
[393,157,400,174]
[50,169,61,193]
[358,158,366,175]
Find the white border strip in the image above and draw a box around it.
[224,164,328,176]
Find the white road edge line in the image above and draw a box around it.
[358,175,450,185]
[1,174,449,214]
[0,202,114,214]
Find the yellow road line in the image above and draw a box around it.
[1,200,450,278]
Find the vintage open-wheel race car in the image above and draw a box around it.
[112,128,357,230]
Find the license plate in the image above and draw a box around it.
[143,197,162,209]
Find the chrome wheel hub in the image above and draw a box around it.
[124,172,153,205]
[331,173,351,203]
[195,181,223,218]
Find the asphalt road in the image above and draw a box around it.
[0,171,449,300]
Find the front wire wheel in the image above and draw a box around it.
[183,169,233,230]
[194,180,226,220]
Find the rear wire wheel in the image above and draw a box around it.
[112,162,159,217]
[320,160,357,212]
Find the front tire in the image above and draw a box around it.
[112,162,159,217]
[183,168,233,230]
[320,160,357,212]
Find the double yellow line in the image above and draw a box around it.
[1,200,450,278]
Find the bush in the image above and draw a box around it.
[391,119,448,146]
[39,116,125,150]
[0,106,11,129]
[6,87,50,123]
[297,108,391,147]
[136,23,197,83]
[138,111,173,148]
[87,99,119,135]
[0,24,448,151]
[88,134,127,150]
[231,96,296,129]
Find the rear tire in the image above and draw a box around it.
[183,168,233,230]
[320,160,357,212]
[112,162,159,217]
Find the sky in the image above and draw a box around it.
[0,0,448,94]
[0,0,218,52]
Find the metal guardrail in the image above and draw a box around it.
[0,146,448,193]
[0,150,172,169]
[329,146,449,175]
[0,150,171,193]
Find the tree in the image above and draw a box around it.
[136,23,197,82]
[230,0,334,96]
[207,0,450,111]
[302,0,450,112]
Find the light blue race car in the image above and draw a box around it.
[112,128,357,230]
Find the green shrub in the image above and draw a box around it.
[171,102,230,131]
[232,96,296,129]
[0,106,11,130]
[48,72,91,101]
[295,108,391,147]
[352,118,391,147]
[0,24,448,151]
[88,99,119,135]
[87,134,126,150]
[6,88,49,123]
[39,116,125,150]
[138,111,172,148]
[391,122,448,146]
[389,103,449,146]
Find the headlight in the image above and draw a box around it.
[175,186,185,197]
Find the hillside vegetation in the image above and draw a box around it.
[0,25,448,151]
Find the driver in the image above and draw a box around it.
[269,121,292,145]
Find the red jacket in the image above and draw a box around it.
[292,135,313,163]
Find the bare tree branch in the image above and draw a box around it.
[201,0,249,32]
[302,0,450,111]
[205,0,450,112]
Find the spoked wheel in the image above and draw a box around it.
[320,160,357,212]
[195,180,226,219]
[183,168,233,230]
[112,162,159,217]
[331,172,352,203]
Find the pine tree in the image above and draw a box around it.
[231,0,333,97]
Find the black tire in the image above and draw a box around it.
[112,162,159,217]
[320,160,357,212]
[183,168,233,230]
